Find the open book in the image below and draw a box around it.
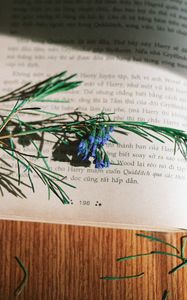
[0,0,186,231]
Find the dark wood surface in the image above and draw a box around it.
[0,220,186,300]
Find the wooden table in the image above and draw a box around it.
[0,221,186,300]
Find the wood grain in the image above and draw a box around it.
[0,221,186,300]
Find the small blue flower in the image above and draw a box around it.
[77,125,114,168]
[109,126,114,132]
[101,126,114,145]
[94,158,105,169]
[78,139,89,159]
[102,133,110,145]
[91,144,97,157]
[88,135,95,146]
[93,150,110,169]
[95,136,102,145]
[79,140,86,149]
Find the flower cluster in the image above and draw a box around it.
[77,125,114,168]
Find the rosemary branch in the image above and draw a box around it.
[0,72,186,202]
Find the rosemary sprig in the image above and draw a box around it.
[0,71,81,103]
[2,111,186,171]
[0,72,186,202]
[1,146,74,204]
[0,72,81,203]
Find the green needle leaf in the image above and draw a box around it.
[181,236,187,259]
[162,290,169,300]
[136,233,179,253]
[14,256,28,297]
[150,251,184,260]
[117,252,153,262]
[100,272,144,280]
[168,261,187,274]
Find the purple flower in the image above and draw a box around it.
[88,135,95,145]
[78,139,89,159]
[94,158,105,169]
[77,125,114,168]
[102,133,110,145]
[101,126,114,145]
[96,136,102,145]
[91,144,97,157]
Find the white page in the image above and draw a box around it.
[0,0,186,230]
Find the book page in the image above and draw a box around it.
[0,0,187,230]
